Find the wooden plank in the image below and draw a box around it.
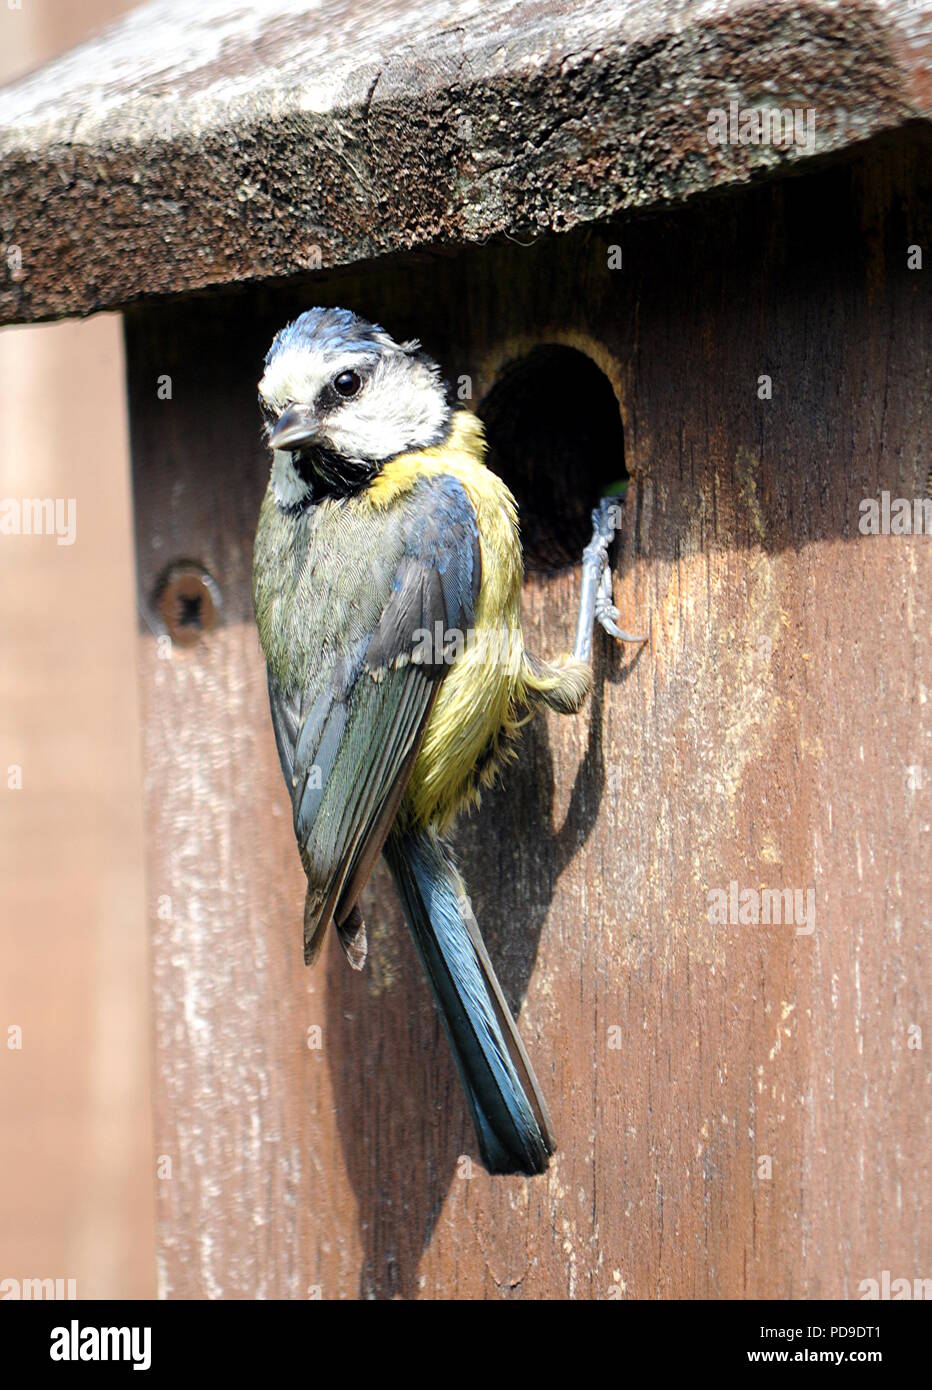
[2,0,931,325]
[128,129,930,1298]
[0,312,156,1299]
[0,0,154,1302]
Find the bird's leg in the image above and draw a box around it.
[573,494,646,664]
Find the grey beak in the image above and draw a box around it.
[268,403,319,452]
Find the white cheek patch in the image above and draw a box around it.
[271,449,311,508]
[325,357,448,461]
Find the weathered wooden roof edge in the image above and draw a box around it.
[0,0,929,325]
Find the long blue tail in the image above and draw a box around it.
[384,825,554,1175]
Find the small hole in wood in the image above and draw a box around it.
[153,563,220,648]
[177,593,203,629]
[479,344,628,572]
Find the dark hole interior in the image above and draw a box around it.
[478,345,628,572]
[177,593,203,628]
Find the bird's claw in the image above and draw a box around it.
[594,583,646,644]
[593,500,646,645]
[573,493,647,662]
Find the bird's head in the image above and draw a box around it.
[258,307,450,508]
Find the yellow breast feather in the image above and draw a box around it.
[366,413,521,829]
[367,410,590,831]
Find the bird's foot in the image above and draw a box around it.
[573,493,646,663]
[595,572,646,643]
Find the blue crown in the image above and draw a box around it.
[265,307,390,365]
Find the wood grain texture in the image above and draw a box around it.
[2,0,931,325]
[128,131,930,1298]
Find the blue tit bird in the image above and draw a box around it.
[253,307,642,1176]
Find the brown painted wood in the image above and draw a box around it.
[2,0,930,325]
[128,131,930,1298]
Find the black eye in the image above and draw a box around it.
[333,369,362,399]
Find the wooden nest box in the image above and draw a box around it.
[1,0,929,1298]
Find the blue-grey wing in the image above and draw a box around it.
[267,473,481,967]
